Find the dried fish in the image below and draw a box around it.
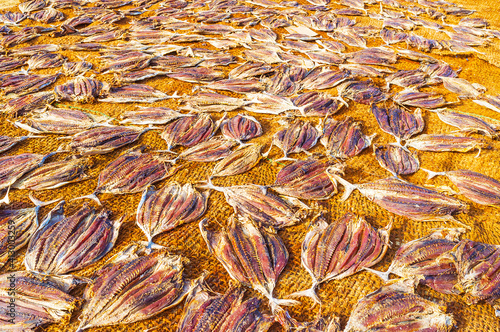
[31,7,65,23]
[27,52,66,70]
[183,92,249,113]
[321,117,374,160]
[338,80,387,105]
[421,61,459,78]
[19,0,46,13]
[120,106,187,125]
[0,271,78,330]
[211,143,265,178]
[431,108,498,138]
[366,228,464,294]
[344,280,455,332]
[0,152,54,205]
[423,169,500,206]
[327,168,469,226]
[77,148,178,205]
[62,59,93,76]
[393,89,449,109]
[374,144,420,177]
[3,91,56,117]
[167,67,224,83]
[76,246,192,331]
[473,95,500,114]
[137,183,208,248]
[209,78,264,93]
[344,47,398,66]
[220,114,263,143]
[443,239,500,315]
[440,76,482,98]
[300,69,350,91]
[385,69,429,89]
[272,120,319,161]
[177,281,274,332]
[202,179,303,228]
[161,114,215,151]
[0,196,59,269]
[200,215,298,311]
[371,104,424,144]
[271,159,339,200]
[55,76,108,103]
[99,84,173,103]
[405,134,490,155]
[15,106,105,135]
[0,135,28,154]
[291,92,345,117]
[380,27,408,44]
[25,201,124,276]
[3,73,60,97]
[63,126,149,155]
[289,213,392,303]
[328,28,366,48]
[229,61,275,80]
[174,137,237,163]
[0,11,27,25]
[0,56,27,72]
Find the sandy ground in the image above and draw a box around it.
[0,0,18,10]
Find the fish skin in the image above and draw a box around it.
[321,116,374,160]
[425,169,500,206]
[344,280,455,332]
[371,104,424,144]
[200,215,296,312]
[77,247,191,331]
[62,60,92,76]
[31,7,65,23]
[289,213,392,304]
[161,114,215,151]
[220,114,263,143]
[27,52,66,70]
[380,27,408,44]
[167,67,224,83]
[272,159,339,200]
[405,134,490,153]
[183,92,248,113]
[202,181,303,229]
[273,120,319,159]
[366,228,464,295]
[327,169,469,225]
[209,78,264,93]
[113,69,166,84]
[13,157,90,191]
[440,77,482,98]
[3,73,60,97]
[176,137,237,163]
[0,135,27,154]
[0,271,78,330]
[137,183,208,247]
[65,126,148,155]
[374,144,420,176]
[24,201,124,276]
[300,69,350,90]
[55,76,108,103]
[211,143,264,178]
[229,61,275,80]
[385,69,429,89]
[432,108,498,138]
[275,308,341,332]
[0,56,27,72]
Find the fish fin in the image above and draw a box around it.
[138,240,165,254]
[262,142,273,159]
[287,287,321,305]
[475,148,482,158]
[363,267,392,282]
[71,193,101,205]
[275,157,297,162]
[0,187,10,205]
[325,170,356,201]
[421,168,445,180]
[13,121,43,134]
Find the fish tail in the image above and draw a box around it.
[363,267,392,282]
[421,168,445,180]
[0,187,10,205]
[71,193,102,205]
[29,192,61,208]
[287,286,321,305]
[331,173,356,201]
[269,296,301,314]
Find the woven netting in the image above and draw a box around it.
[1,0,500,330]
